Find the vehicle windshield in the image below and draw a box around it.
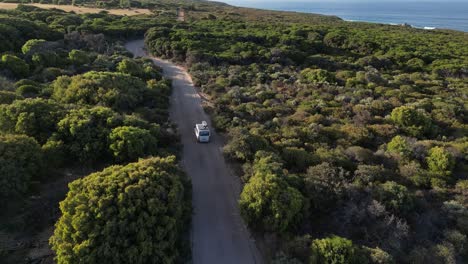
[199,131,210,136]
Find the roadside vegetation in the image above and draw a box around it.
[1,0,467,263]
[145,4,468,263]
[0,5,190,263]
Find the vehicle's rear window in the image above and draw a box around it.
[199,131,210,136]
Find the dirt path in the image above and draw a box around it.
[0,3,151,16]
[125,39,262,264]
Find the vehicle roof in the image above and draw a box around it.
[196,123,209,130]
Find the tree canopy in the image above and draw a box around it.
[0,98,64,144]
[0,134,42,198]
[0,6,183,264]
[50,156,190,264]
[109,126,158,162]
[240,152,304,233]
[55,106,120,162]
[310,236,363,264]
[52,71,147,112]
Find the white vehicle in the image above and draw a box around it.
[194,121,210,143]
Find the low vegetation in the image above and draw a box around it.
[0,5,189,263]
[145,4,468,263]
[0,0,466,263]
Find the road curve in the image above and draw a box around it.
[125,39,262,264]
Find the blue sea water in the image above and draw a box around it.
[220,1,468,32]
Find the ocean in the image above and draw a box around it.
[220,1,468,32]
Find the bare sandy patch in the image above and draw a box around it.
[0,3,152,16]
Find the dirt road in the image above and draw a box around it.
[125,40,262,264]
[0,3,151,16]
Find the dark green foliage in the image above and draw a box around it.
[282,147,317,172]
[0,90,20,104]
[118,58,163,80]
[117,58,143,76]
[304,162,348,212]
[41,139,66,168]
[41,67,68,82]
[0,98,64,144]
[223,127,269,162]
[390,106,433,137]
[143,14,466,262]
[32,51,64,70]
[21,39,47,55]
[52,71,147,112]
[49,156,190,264]
[1,54,29,78]
[300,68,335,84]
[323,30,347,48]
[144,10,468,263]
[0,134,42,198]
[68,49,91,65]
[426,146,455,177]
[386,135,412,159]
[240,152,304,233]
[109,126,158,162]
[0,16,59,53]
[0,6,181,263]
[353,165,388,186]
[375,181,414,215]
[0,3,464,263]
[55,106,121,162]
[362,247,394,264]
[16,84,40,98]
[310,236,362,264]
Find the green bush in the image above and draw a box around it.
[363,247,394,264]
[21,39,47,54]
[32,51,62,69]
[390,106,433,137]
[1,54,29,78]
[52,71,147,112]
[223,127,269,162]
[353,165,388,186]
[0,134,42,198]
[41,139,66,168]
[0,98,64,144]
[56,106,120,162]
[16,84,40,98]
[387,135,413,159]
[117,58,143,77]
[240,153,304,233]
[68,49,91,65]
[310,236,361,264]
[109,126,158,162]
[282,147,317,172]
[0,90,20,104]
[304,162,348,211]
[375,181,414,215]
[426,146,454,177]
[300,68,336,83]
[50,156,190,264]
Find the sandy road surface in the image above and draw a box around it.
[125,39,262,264]
[0,3,151,16]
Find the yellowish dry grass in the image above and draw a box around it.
[0,3,152,16]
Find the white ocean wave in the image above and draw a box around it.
[342,19,439,31]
